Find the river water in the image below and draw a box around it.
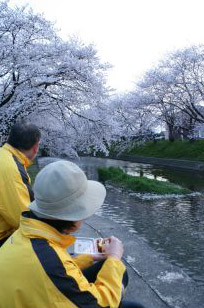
[39,156,204,285]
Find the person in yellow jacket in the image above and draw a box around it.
[0,120,41,246]
[0,160,143,308]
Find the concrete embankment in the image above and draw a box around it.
[82,215,204,308]
[117,154,204,172]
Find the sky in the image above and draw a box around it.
[9,0,204,92]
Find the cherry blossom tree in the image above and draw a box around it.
[137,46,204,140]
[0,1,111,154]
[105,91,159,153]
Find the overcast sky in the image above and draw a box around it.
[9,0,204,92]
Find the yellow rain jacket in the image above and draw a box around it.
[0,211,126,308]
[0,143,33,242]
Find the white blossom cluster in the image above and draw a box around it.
[0,1,113,155]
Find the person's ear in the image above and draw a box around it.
[33,141,40,155]
[29,141,40,160]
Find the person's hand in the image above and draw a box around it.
[92,238,109,261]
[103,236,124,260]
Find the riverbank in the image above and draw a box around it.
[108,139,204,172]
[121,140,204,162]
[116,154,204,172]
[98,166,189,194]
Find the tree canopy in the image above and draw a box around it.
[0,1,111,154]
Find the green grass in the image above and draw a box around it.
[124,140,204,161]
[98,167,190,194]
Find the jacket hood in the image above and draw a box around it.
[19,214,76,248]
[3,143,32,167]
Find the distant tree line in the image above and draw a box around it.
[111,45,204,143]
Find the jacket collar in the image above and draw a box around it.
[20,214,76,248]
[3,143,32,167]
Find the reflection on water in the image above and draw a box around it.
[74,157,204,284]
[124,166,168,182]
[75,156,204,191]
[98,189,204,284]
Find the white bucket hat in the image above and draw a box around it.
[29,160,106,221]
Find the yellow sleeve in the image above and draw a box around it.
[72,254,94,269]
[66,256,126,308]
[0,163,30,229]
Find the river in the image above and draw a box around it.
[38,156,204,286]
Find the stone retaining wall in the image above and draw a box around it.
[118,154,204,172]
